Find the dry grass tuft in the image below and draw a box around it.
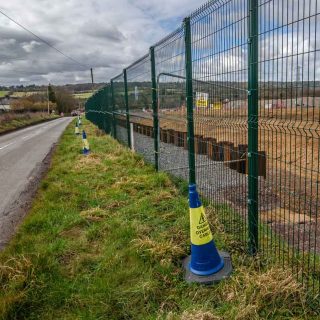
[0,255,34,285]
[104,153,122,161]
[180,310,221,320]
[74,153,102,170]
[94,128,105,136]
[152,190,177,203]
[132,236,186,263]
[0,255,38,316]
[223,266,307,319]
[60,226,85,241]
[80,207,108,221]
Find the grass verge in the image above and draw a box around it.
[0,119,318,320]
[0,112,59,135]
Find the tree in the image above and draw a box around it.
[48,84,56,103]
[55,88,76,114]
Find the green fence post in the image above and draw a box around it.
[111,79,117,139]
[184,17,196,185]
[123,69,132,148]
[150,46,159,171]
[248,0,259,255]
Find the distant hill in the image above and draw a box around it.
[0,83,106,94]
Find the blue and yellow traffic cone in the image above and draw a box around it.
[183,184,232,284]
[75,122,80,135]
[82,130,90,155]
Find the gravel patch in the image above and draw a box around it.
[119,128,320,254]
[132,131,155,164]
[132,130,246,194]
[116,125,129,146]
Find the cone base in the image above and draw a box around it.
[83,149,90,155]
[183,251,232,285]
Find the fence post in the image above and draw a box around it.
[248,0,259,255]
[111,79,117,139]
[150,46,159,171]
[123,69,132,148]
[184,17,196,185]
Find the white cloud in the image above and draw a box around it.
[22,40,41,53]
[0,0,204,85]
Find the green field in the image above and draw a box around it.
[73,92,93,99]
[0,91,9,98]
[9,91,45,98]
[0,120,317,319]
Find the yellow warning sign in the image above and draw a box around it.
[210,102,222,110]
[196,92,209,108]
[190,206,213,245]
[83,139,89,149]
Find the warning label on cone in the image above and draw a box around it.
[83,139,89,149]
[190,206,213,245]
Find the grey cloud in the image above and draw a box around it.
[82,23,126,42]
[0,0,206,85]
[0,27,58,46]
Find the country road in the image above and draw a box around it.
[0,117,73,249]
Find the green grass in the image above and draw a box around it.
[0,91,9,98]
[73,92,93,99]
[0,112,59,135]
[0,119,318,320]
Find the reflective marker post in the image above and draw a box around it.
[75,121,80,135]
[82,130,90,155]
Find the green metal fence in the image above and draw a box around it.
[85,0,320,297]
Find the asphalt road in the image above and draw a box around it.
[0,117,73,249]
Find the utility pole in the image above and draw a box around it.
[47,83,50,114]
[90,68,94,93]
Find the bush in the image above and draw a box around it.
[10,94,56,113]
[55,88,77,114]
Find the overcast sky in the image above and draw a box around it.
[1,1,319,87]
[0,0,204,86]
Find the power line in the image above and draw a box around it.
[0,57,86,64]
[0,8,89,69]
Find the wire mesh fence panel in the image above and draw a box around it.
[257,0,320,295]
[154,28,188,179]
[101,85,112,134]
[96,89,105,131]
[112,73,129,146]
[190,0,249,245]
[84,0,320,299]
[126,54,154,164]
[85,90,101,128]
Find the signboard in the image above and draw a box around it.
[134,86,139,101]
[210,102,222,110]
[196,92,208,108]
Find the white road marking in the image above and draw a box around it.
[0,142,14,150]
